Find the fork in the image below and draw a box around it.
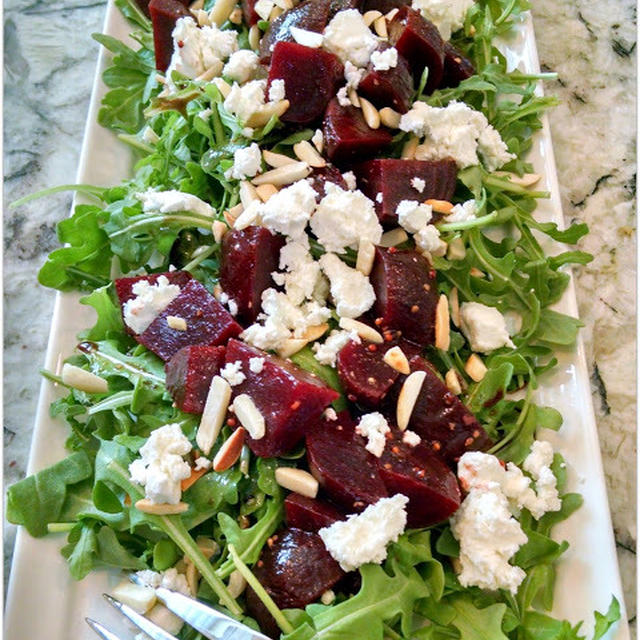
[86,580,271,640]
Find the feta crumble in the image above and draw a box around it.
[194,456,212,470]
[319,495,409,571]
[260,179,318,239]
[229,142,262,180]
[136,568,191,596]
[355,412,390,457]
[344,61,365,90]
[459,302,516,353]
[313,329,360,366]
[402,430,421,447]
[249,357,265,374]
[224,79,267,123]
[411,176,426,192]
[336,86,351,107]
[319,253,376,318]
[223,49,259,84]
[137,189,215,218]
[220,360,246,386]
[411,0,474,40]
[448,199,477,222]
[323,407,338,421]
[370,47,398,71]
[342,170,357,191]
[396,200,433,233]
[123,276,181,335]
[376,191,383,203]
[312,129,323,150]
[272,236,322,305]
[323,9,378,67]
[268,78,286,102]
[414,224,442,253]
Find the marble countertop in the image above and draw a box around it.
[4,0,636,632]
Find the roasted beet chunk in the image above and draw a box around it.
[306,412,388,511]
[371,248,439,345]
[442,42,475,88]
[241,0,260,25]
[285,494,343,531]
[358,45,414,113]
[337,339,399,406]
[220,226,285,325]
[136,279,242,361]
[329,0,360,14]
[267,42,344,124]
[308,165,349,197]
[389,7,445,94]
[259,0,331,63]
[165,345,226,413]
[225,340,338,457]
[323,99,393,165]
[362,0,408,13]
[148,0,191,71]
[378,429,460,527]
[355,158,457,225]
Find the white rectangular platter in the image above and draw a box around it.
[4,2,630,638]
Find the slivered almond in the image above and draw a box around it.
[209,0,236,25]
[425,199,453,214]
[256,183,278,202]
[447,236,466,261]
[397,370,426,430]
[355,240,375,276]
[469,267,484,278]
[252,161,310,186]
[228,570,247,598]
[196,536,220,559]
[213,77,231,98]
[401,136,419,159]
[321,590,336,605]
[213,283,223,300]
[360,97,380,129]
[465,354,487,382]
[449,287,460,327]
[348,88,361,107]
[290,26,324,48]
[112,581,157,614]
[383,346,410,375]
[379,227,409,247]
[249,24,261,50]
[167,315,187,331]
[233,394,265,439]
[186,561,199,596]
[189,0,205,9]
[434,294,450,351]
[229,7,243,23]
[494,171,541,187]
[277,338,308,358]
[269,5,284,20]
[303,323,329,341]
[213,428,246,471]
[181,467,208,491]
[363,9,382,25]
[135,499,189,515]
[223,203,243,226]
[245,99,290,128]
[62,363,108,394]
[194,8,210,25]
[339,317,383,344]
[379,107,401,128]
[311,129,323,153]
[445,369,462,395]
[385,7,399,20]
[263,149,296,167]
[293,140,326,167]
[195,66,220,82]
[275,467,319,498]
[212,219,228,243]
[197,375,232,455]
[374,15,388,38]
[239,180,260,208]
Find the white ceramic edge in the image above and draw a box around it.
[4,5,630,639]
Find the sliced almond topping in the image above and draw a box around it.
[274,0,292,9]
[224,203,243,225]
[275,467,319,498]
[255,183,279,202]
[212,77,232,98]
[227,570,247,598]
[374,15,388,38]
[434,294,450,351]
[385,7,399,20]
[469,267,484,278]
[209,0,236,25]
[197,375,232,455]
[196,536,220,560]
[401,136,419,159]
[229,6,243,23]
[311,129,323,153]
[425,198,453,214]
[379,107,401,129]
[213,427,246,472]
[189,0,205,10]
[246,99,290,128]
[290,26,324,48]
[212,219,228,244]
[252,161,310,186]
[269,5,284,20]
[61,363,108,394]
[167,315,187,331]
[249,24,261,51]
[212,283,223,300]
[194,8,210,26]
[355,240,375,276]
[379,227,409,247]
[445,368,462,395]
[185,561,199,596]
[397,370,426,430]
[181,467,207,491]
[293,140,326,167]
[494,171,541,187]
[135,499,189,515]
[302,323,329,342]
[348,88,361,108]
[383,345,410,375]
[321,590,336,605]
[195,66,220,83]
[449,286,460,327]
[262,149,296,168]
[363,9,382,25]
[276,337,308,358]
[465,353,487,382]
[447,236,466,261]
[239,180,260,208]
[360,96,380,129]
[233,394,265,439]
[112,580,157,614]
[339,317,383,344]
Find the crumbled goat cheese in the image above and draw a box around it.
[123,276,181,335]
[402,430,421,446]
[448,199,477,222]
[272,236,322,305]
[138,189,215,217]
[224,79,267,122]
[136,568,191,596]
[319,495,409,571]
[323,9,378,67]
[167,18,238,82]
[229,142,262,180]
[228,299,239,316]
[220,360,246,386]
[460,302,515,353]
[223,49,259,84]
[319,253,376,318]
[311,186,382,253]
[414,224,442,253]
[312,129,323,150]
[194,456,211,470]
[376,191,383,203]
[249,357,265,373]
[290,26,324,48]
[342,171,357,190]
[399,100,515,170]
[355,412,390,457]
[396,200,433,234]
[313,329,360,366]
[336,86,351,107]
[370,47,398,71]
[522,441,562,517]
[344,61,365,90]
[260,179,318,239]
[128,424,192,504]
[411,176,426,192]
[411,0,474,40]
[323,407,338,421]
[268,78,286,102]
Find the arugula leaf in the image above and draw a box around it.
[79,285,124,341]
[593,597,621,640]
[447,596,510,640]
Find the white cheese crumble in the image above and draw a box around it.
[312,129,323,150]
[224,79,267,123]
[396,200,433,233]
[459,302,516,353]
[355,412,390,457]
[260,179,318,239]
[268,78,286,102]
[448,199,477,222]
[411,176,426,192]
[313,329,360,366]
[128,424,192,505]
[136,568,191,596]
[319,495,409,571]
[336,86,351,107]
[370,47,398,71]
[342,170,357,191]
[223,49,259,84]
[290,26,324,48]
[123,276,182,335]
[220,360,246,386]
[344,61,365,90]
[322,9,379,67]
[271,236,322,305]
[402,430,421,446]
[411,0,475,40]
[376,191,383,203]
[414,224,442,253]
[249,357,265,374]
[229,142,262,180]
[194,456,212,470]
[319,253,376,318]
[137,189,215,218]
[323,407,338,421]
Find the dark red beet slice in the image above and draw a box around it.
[284,494,343,531]
[148,0,192,72]
[442,42,475,88]
[371,248,439,346]
[358,45,414,113]
[355,158,457,225]
[225,340,338,457]
[323,99,393,165]
[337,339,399,406]
[267,42,344,124]
[389,6,445,94]
[329,0,360,14]
[306,411,388,511]
[259,0,331,63]
[308,165,348,198]
[362,0,408,13]
[378,429,460,526]
[136,279,242,361]
[241,0,260,25]
[165,345,226,413]
[220,226,285,325]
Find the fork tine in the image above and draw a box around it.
[85,618,124,640]
[103,594,179,640]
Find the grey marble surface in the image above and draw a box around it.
[3,0,636,631]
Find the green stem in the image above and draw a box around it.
[47,522,76,533]
[40,369,66,386]
[488,385,533,454]
[182,244,216,271]
[383,623,404,640]
[117,133,154,154]
[88,391,135,415]
[437,211,499,232]
[86,347,165,386]
[107,213,215,238]
[494,0,517,25]
[10,183,105,208]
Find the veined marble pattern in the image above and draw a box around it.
[3,0,636,632]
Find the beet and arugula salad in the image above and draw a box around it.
[7,0,622,637]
